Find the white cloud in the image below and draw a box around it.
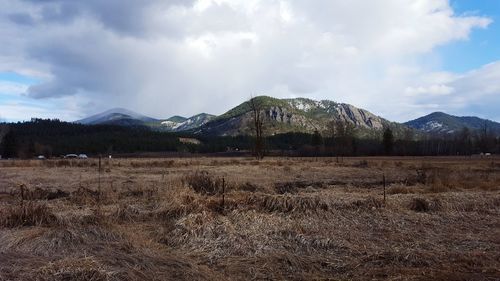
[405,85,455,96]
[0,100,81,122]
[0,81,28,96]
[0,0,496,122]
[394,61,500,121]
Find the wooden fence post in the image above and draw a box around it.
[221,177,225,212]
[383,173,386,206]
[98,155,102,204]
[20,184,25,206]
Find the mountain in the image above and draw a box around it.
[165,116,188,123]
[76,108,159,126]
[75,107,215,132]
[405,112,500,135]
[194,96,405,136]
[78,97,401,137]
[159,113,215,132]
[79,98,500,138]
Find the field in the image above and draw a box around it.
[0,156,499,280]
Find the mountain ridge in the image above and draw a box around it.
[405,112,500,135]
[73,97,500,137]
[195,96,404,136]
[76,107,159,125]
[159,113,215,132]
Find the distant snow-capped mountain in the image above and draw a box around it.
[76,108,159,126]
[75,108,215,132]
[160,113,215,132]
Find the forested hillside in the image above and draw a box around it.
[0,119,499,159]
[0,119,181,158]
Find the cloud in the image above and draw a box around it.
[398,62,500,121]
[405,85,455,96]
[0,101,76,121]
[0,0,496,122]
[0,80,28,96]
[7,12,35,25]
[26,80,77,98]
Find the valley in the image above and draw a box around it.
[0,156,499,280]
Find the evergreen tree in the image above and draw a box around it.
[1,130,17,158]
[311,130,323,147]
[383,127,394,155]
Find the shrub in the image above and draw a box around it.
[409,198,429,212]
[415,168,427,184]
[70,187,102,205]
[282,165,292,173]
[184,171,224,195]
[274,180,325,194]
[11,186,69,201]
[113,204,141,222]
[247,194,329,213]
[387,185,413,195]
[353,160,369,168]
[274,182,297,194]
[237,182,260,192]
[120,186,158,199]
[0,202,58,227]
[351,197,384,210]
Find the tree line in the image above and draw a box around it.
[0,118,499,159]
[245,97,499,158]
[0,119,183,158]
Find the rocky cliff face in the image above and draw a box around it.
[335,104,384,129]
[265,106,316,130]
[264,99,384,131]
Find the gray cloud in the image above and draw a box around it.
[7,12,35,25]
[39,3,80,24]
[21,0,195,36]
[0,0,497,122]
[27,80,76,98]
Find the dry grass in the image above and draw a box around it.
[0,156,499,280]
[246,193,329,213]
[0,202,58,228]
[183,170,225,195]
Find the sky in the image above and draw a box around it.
[0,0,499,123]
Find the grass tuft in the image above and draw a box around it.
[0,202,58,228]
[183,171,224,195]
[408,197,441,212]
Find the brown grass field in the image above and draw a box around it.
[0,156,499,280]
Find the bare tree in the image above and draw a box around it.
[479,121,495,153]
[249,97,264,159]
[327,120,356,161]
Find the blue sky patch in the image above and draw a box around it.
[0,72,38,84]
[438,0,500,72]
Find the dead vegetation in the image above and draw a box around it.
[0,156,499,280]
[9,185,69,201]
[0,202,58,228]
[246,194,329,213]
[183,170,225,195]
